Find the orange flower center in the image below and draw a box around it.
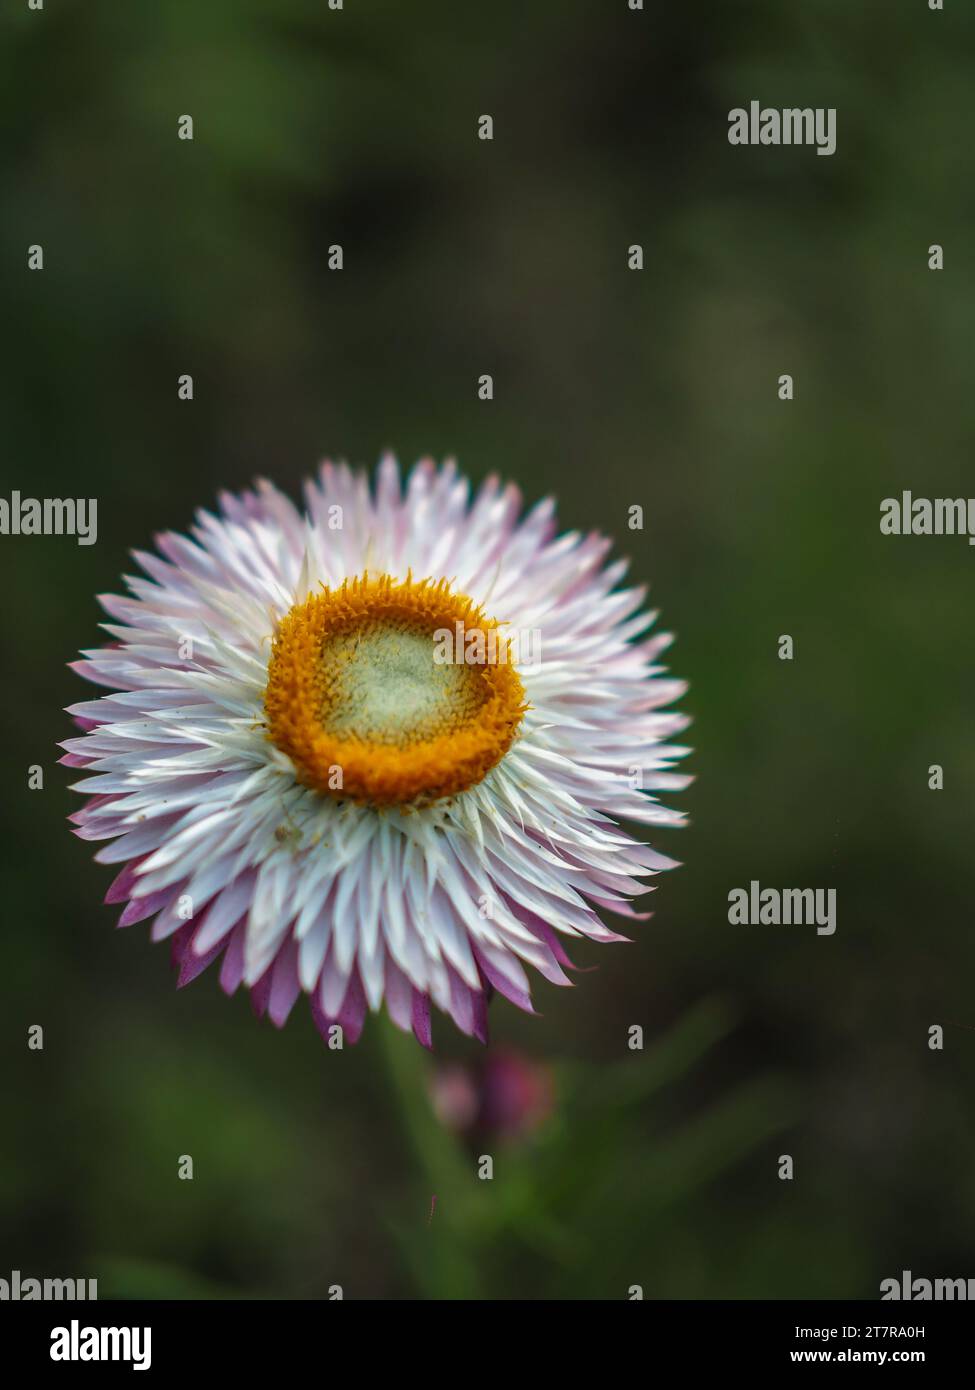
[264,573,527,807]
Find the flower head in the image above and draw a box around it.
[429,1049,556,1142]
[64,456,689,1047]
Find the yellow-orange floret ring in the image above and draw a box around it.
[263,572,527,807]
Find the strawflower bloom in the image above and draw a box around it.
[429,1049,555,1142]
[63,456,689,1047]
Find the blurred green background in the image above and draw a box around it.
[2,0,974,1299]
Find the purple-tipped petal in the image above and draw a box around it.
[268,938,302,1028]
[250,967,273,1019]
[219,923,246,996]
[118,889,174,929]
[411,988,433,1049]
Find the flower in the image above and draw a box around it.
[429,1049,555,1142]
[63,455,689,1047]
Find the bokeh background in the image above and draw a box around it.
[2,0,974,1299]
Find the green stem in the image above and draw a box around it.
[376,1016,486,1299]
